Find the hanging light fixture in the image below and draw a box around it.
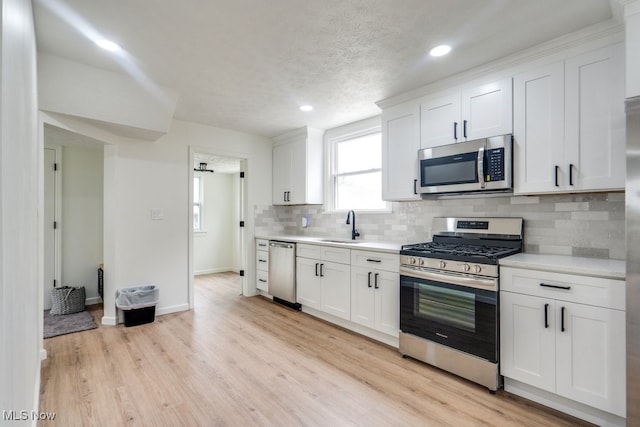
[194,162,214,173]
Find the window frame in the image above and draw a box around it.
[325,117,391,213]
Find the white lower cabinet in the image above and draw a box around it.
[500,266,626,419]
[350,250,399,337]
[256,239,269,292]
[296,244,351,321]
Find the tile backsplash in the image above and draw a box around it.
[254,192,625,260]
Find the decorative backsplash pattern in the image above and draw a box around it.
[254,192,625,260]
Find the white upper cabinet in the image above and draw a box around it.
[514,43,625,194]
[420,78,513,148]
[381,102,421,201]
[272,127,324,205]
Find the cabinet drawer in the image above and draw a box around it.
[256,269,268,291]
[297,243,351,264]
[500,267,625,310]
[256,239,269,250]
[256,250,269,271]
[321,246,351,264]
[351,250,399,273]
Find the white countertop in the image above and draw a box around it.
[499,253,626,280]
[255,235,402,254]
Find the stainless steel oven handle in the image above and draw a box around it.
[400,266,497,291]
[477,146,485,188]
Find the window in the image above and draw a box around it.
[193,176,203,231]
[330,129,388,211]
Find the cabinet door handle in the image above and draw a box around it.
[320,263,324,277]
[554,166,559,187]
[544,303,549,328]
[453,122,458,140]
[560,306,566,332]
[539,283,571,291]
[413,179,418,195]
[569,163,575,186]
[367,272,372,288]
[463,120,467,138]
[374,273,379,289]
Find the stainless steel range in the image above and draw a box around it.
[399,217,523,391]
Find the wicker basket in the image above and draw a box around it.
[50,286,86,315]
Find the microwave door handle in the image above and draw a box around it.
[477,146,486,188]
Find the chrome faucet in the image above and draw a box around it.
[346,210,360,240]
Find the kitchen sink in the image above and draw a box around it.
[317,239,367,244]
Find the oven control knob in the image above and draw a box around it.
[463,263,471,272]
[418,258,425,266]
[474,265,482,273]
[439,261,446,268]
[410,257,417,265]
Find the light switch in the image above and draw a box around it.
[151,208,164,220]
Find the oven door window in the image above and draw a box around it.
[400,275,497,362]
[418,283,476,332]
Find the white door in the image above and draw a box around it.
[320,261,351,320]
[461,78,513,141]
[381,102,421,201]
[500,291,556,392]
[373,270,399,336]
[555,302,626,417]
[420,93,460,148]
[564,43,625,192]
[350,266,376,329]
[513,62,565,194]
[43,148,59,310]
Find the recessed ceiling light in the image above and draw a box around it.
[300,105,314,112]
[95,39,121,52]
[429,44,451,57]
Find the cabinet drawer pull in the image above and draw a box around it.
[366,258,382,263]
[374,273,379,289]
[544,303,549,328]
[569,163,575,186]
[367,272,372,288]
[258,259,267,263]
[561,306,566,332]
[259,279,267,283]
[258,243,267,247]
[539,283,571,291]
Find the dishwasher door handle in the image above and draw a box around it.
[270,242,294,249]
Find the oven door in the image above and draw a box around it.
[400,266,498,362]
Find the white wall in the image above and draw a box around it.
[0,0,41,416]
[194,172,240,275]
[61,145,104,303]
[100,119,271,325]
[626,1,640,98]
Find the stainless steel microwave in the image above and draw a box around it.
[418,134,513,195]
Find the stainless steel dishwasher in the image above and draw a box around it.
[268,241,300,310]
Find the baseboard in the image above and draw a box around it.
[85,297,102,306]
[101,316,117,325]
[156,303,189,316]
[195,267,237,276]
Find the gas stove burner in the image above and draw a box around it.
[402,242,520,260]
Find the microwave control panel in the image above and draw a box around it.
[485,148,504,182]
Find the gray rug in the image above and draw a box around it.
[44,309,98,339]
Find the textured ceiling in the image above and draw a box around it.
[33,0,615,138]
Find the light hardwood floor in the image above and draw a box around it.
[39,272,592,426]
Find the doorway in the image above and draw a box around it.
[43,125,105,310]
[191,151,246,302]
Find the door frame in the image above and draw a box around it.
[188,146,248,308]
[43,145,62,309]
